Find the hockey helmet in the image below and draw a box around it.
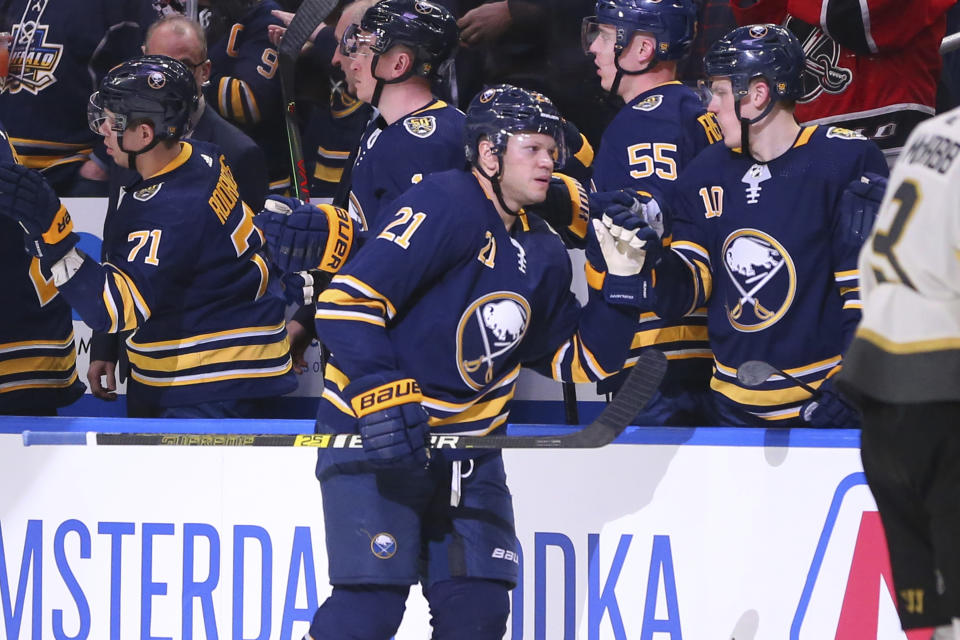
[582,0,697,61]
[88,54,199,141]
[465,84,568,169]
[341,0,458,79]
[704,24,804,102]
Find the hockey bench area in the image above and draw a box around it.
[0,417,932,640]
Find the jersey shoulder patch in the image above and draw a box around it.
[403,115,437,138]
[133,183,163,201]
[825,126,867,141]
[632,95,664,112]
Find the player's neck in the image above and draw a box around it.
[746,109,801,162]
[620,66,676,103]
[377,80,436,125]
[472,168,518,231]
[135,142,184,180]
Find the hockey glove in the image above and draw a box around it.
[280,269,333,306]
[253,195,354,274]
[559,118,594,184]
[535,173,590,244]
[0,162,79,268]
[346,372,430,468]
[837,172,888,246]
[587,204,661,307]
[801,378,860,429]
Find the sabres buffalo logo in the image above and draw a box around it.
[457,292,531,390]
[722,229,796,332]
[148,71,166,89]
[370,532,397,559]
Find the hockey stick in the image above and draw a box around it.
[277,0,339,200]
[736,360,820,398]
[22,351,666,450]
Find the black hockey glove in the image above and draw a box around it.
[0,162,79,269]
[801,378,860,428]
[346,373,430,468]
[836,172,888,246]
[254,195,354,274]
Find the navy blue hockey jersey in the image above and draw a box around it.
[204,0,287,189]
[347,99,465,231]
[304,85,371,200]
[58,141,296,408]
[591,82,722,394]
[655,125,888,423]
[0,0,157,173]
[0,124,83,412]
[315,169,637,436]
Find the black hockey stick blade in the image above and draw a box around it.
[22,351,666,450]
[277,0,338,200]
[736,359,821,397]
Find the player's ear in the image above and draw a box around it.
[477,139,500,174]
[136,122,156,147]
[632,34,656,66]
[750,78,771,109]
[391,48,414,78]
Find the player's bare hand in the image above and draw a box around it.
[270,9,326,49]
[286,319,311,374]
[87,360,118,401]
[457,1,511,47]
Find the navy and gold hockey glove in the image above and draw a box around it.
[254,195,354,274]
[346,372,430,468]
[0,162,79,268]
[559,118,594,184]
[801,378,860,428]
[837,172,888,247]
[586,204,660,307]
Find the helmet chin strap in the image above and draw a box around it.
[475,157,520,218]
[734,97,777,163]
[117,131,163,173]
[369,53,418,109]
[606,48,659,100]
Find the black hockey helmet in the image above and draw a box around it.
[346,0,458,79]
[704,24,804,103]
[88,54,199,142]
[464,84,568,169]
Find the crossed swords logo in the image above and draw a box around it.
[728,257,784,321]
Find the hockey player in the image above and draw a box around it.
[0,121,84,416]
[87,14,272,404]
[839,109,960,637]
[0,55,296,418]
[0,0,158,195]
[282,85,651,638]
[615,24,888,427]
[200,0,290,192]
[338,0,463,230]
[582,0,721,424]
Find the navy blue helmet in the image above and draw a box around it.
[356,0,458,78]
[704,24,805,102]
[583,0,697,61]
[88,55,198,141]
[465,85,568,168]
